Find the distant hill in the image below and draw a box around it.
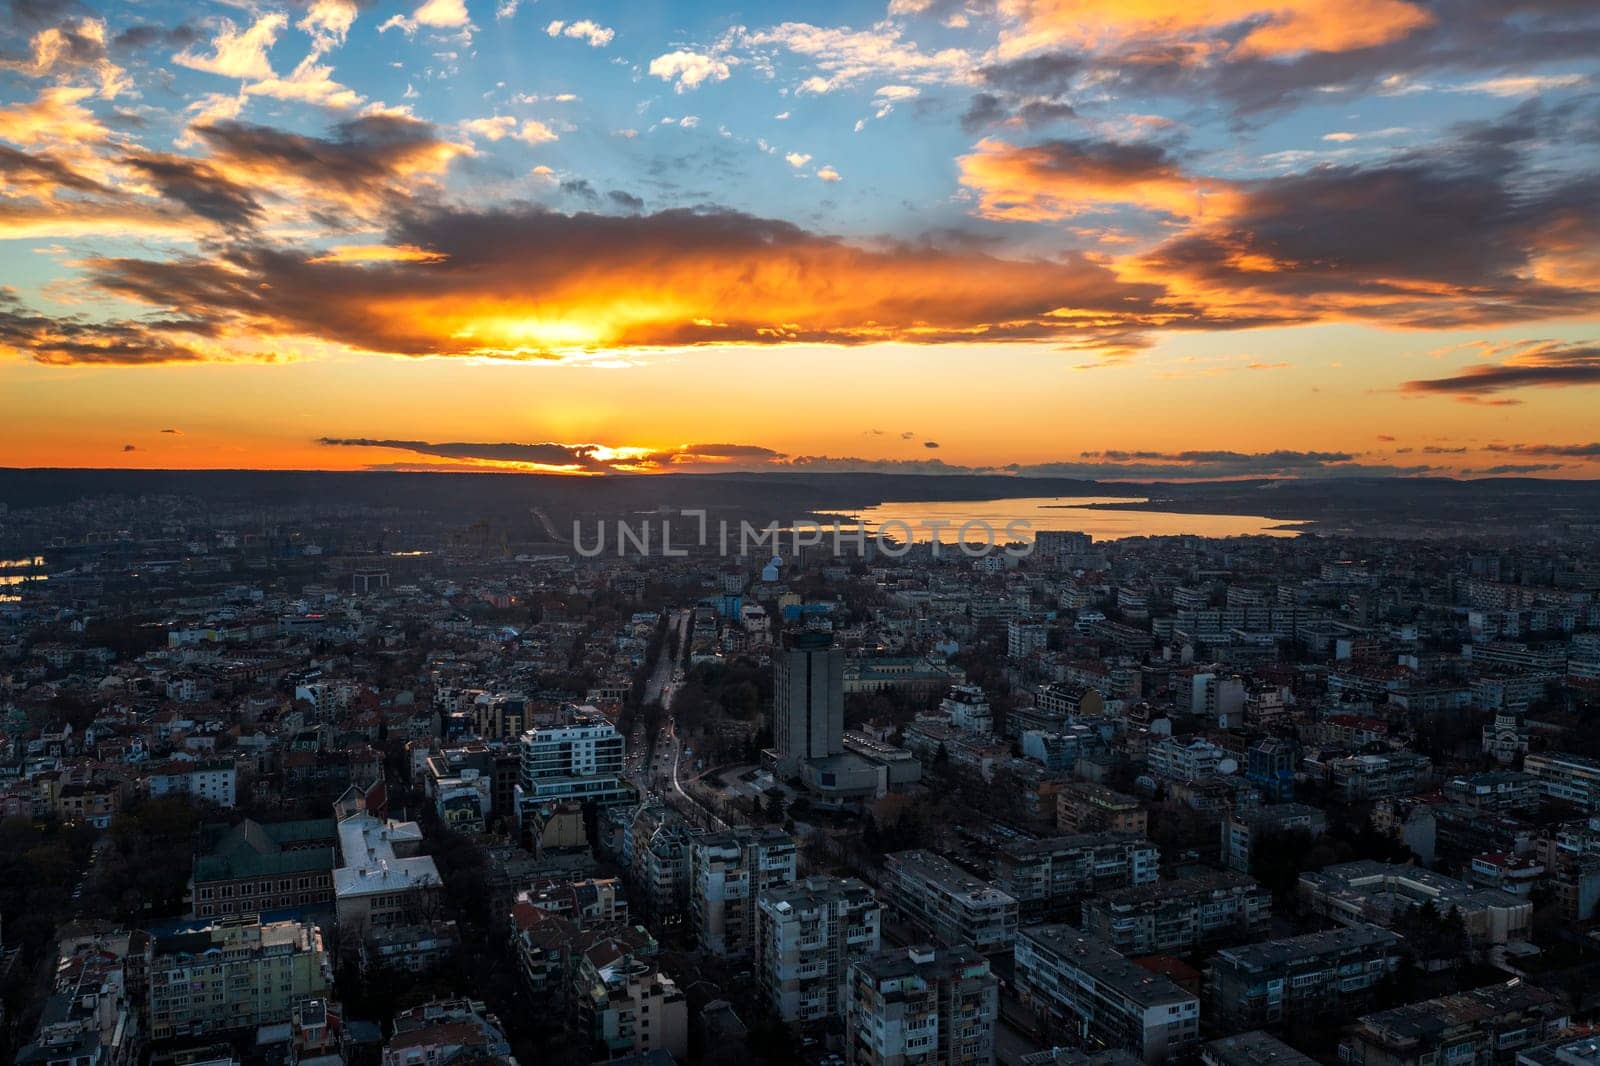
[2,468,1598,532]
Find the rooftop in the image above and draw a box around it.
[1203,1031,1319,1066]
[886,850,1016,907]
[1018,925,1196,1009]
[1211,923,1401,972]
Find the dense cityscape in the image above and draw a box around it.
[3,0,1599,1062]
[2,476,1600,1066]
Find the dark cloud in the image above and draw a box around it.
[1472,463,1569,475]
[122,153,262,229]
[0,294,215,366]
[782,449,1438,479]
[160,428,181,434]
[1141,107,1600,329]
[1006,136,1177,182]
[560,178,598,200]
[318,438,613,470]
[978,52,1087,98]
[1486,441,1600,457]
[961,93,1008,133]
[110,23,199,51]
[121,443,136,452]
[1023,449,1409,478]
[785,455,989,474]
[5,0,86,29]
[311,436,1463,479]
[668,443,781,458]
[607,189,644,211]
[960,91,1077,133]
[318,437,787,472]
[1401,342,1600,396]
[0,145,105,194]
[194,114,465,202]
[1014,456,1438,478]
[924,441,941,449]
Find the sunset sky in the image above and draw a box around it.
[1,0,1597,478]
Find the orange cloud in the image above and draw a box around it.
[309,244,448,264]
[957,136,1240,221]
[997,0,1433,60]
[0,85,109,147]
[38,204,1183,365]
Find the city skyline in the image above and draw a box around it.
[1,0,1598,477]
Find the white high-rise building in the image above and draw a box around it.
[845,944,999,1066]
[757,876,882,1022]
[690,827,798,956]
[1007,619,1048,662]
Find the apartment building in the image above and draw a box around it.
[1327,752,1434,803]
[1524,753,1600,813]
[1205,924,1402,1032]
[882,850,1019,952]
[514,704,632,817]
[575,940,688,1061]
[1013,925,1200,1066]
[757,876,882,1022]
[846,945,999,1066]
[1081,873,1271,956]
[631,805,703,920]
[994,833,1160,921]
[690,827,798,956]
[517,877,630,929]
[1341,982,1568,1066]
[1440,771,1541,814]
[147,915,331,1041]
[1146,738,1224,783]
[1536,818,1600,921]
[1298,861,1532,945]
[144,758,237,808]
[1221,804,1327,874]
[1057,784,1148,836]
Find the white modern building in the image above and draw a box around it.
[514,704,631,820]
[940,684,995,733]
